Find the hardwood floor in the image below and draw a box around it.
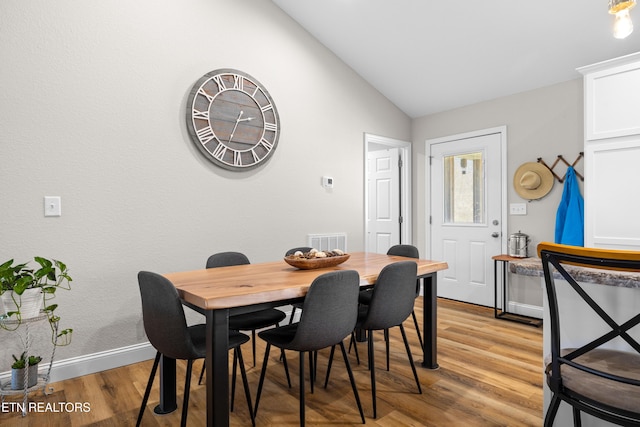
[0,299,543,426]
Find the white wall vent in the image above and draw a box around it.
[307,233,347,252]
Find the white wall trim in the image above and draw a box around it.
[0,309,303,384]
[507,301,543,319]
[0,342,156,384]
[364,133,412,249]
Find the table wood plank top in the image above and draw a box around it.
[164,252,448,310]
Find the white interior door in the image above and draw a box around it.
[429,130,505,307]
[367,147,400,253]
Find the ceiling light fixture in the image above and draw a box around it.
[609,0,636,39]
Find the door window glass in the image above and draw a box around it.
[443,152,484,224]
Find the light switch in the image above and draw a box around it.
[510,203,527,215]
[44,196,61,217]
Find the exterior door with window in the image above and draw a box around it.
[430,130,505,307]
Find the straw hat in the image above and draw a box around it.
[513,162,554,200]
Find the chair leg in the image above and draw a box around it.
[399,324,422,394]
[254,342,272,417]
[411,309,424,351]
[348,331,360,365]
[309,351,315,393]
[572,406,582,427]
[251,329,257,367]
[198,360,205,386]
[236,346,255,427]
[384,328,390,371]
[313,351,318,382]
[339,341,366,424]
[353,333,360,364]
[299,351,306,427]
[181,360,193,427]
[289,306,298,325]
[544,394,561,427]
[368,330,377,418]
[281,348,292,388]
[324,345,336,388]
[230,348,238,412]
[136,352,160,427]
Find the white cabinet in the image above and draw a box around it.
[578,52,640,250]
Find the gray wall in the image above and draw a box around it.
[1,0,589,373]
[0,0,410,370]
[412,79,585,307]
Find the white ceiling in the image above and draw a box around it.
[272,0,640,118]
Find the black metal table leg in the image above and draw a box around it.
[155,355,177,414]
[206,309,230,426]
[421,273,439,369]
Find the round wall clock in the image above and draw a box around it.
[186,68,280,170]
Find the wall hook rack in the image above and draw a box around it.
[537,152,584,183]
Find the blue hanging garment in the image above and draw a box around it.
[554,166,584,246]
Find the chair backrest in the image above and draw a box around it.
[360,261,418,331]
[206,251,250,269]
[286,270,360,351]
[285,247,313,256]
[537,242,640,391]
[387,244,419,259]
[387,245,420,296]
[137,271,200,360]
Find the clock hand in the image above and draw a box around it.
[228,111,244,143]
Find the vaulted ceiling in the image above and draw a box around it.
[273,0,640,118]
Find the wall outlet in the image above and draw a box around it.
[510,203,527,215]
[44,196,62,217]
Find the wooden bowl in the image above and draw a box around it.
[283,254,350,270]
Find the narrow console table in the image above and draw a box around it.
[492,254,542,327]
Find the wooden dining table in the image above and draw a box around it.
[159,251,447,426]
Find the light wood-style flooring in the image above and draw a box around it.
[0,298,543,426]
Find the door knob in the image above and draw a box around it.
[491,232,500,238]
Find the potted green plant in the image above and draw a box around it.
[0,257,74,345]
[10,352,40,390]
[27,354,42,388]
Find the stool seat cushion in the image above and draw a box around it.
[545,348,640,414]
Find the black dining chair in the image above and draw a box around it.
[136,271,254,427]
[206,252,287,367]
[285,246,313,325]
[335,260,422,419]
[254,270,365,427]
[538,242,640,427]
[358,244,424,368]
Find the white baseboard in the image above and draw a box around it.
[507,301,543,319]
[0,342,156,384]
[0,306,298,384]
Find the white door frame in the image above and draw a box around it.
[364,133,412,250]
[424,126,508,260]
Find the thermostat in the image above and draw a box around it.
[322,176,334,188]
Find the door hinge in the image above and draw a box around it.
[429,215,432,225]
[429,156,433,165]
[398,157,403,169]
[399,216,403,224]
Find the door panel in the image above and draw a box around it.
[430,132,503,307]
[367,148,399,253]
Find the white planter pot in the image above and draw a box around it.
[1,288,42,319]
